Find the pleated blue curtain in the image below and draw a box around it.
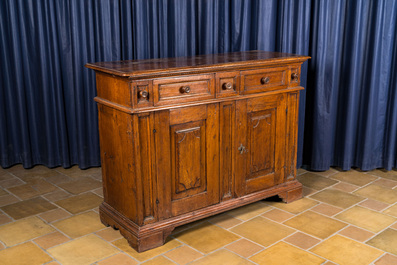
[0,0,396,171]
[0,0,121,168]
[304,0,397,170]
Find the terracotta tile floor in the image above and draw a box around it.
[0,165,397,265]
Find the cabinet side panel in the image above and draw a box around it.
[286,92,300,181]
[98,104,137,222]
[220,102,235,201]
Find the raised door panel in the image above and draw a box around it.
[170,120,206,201]
[235,94,287,196]
[155,104,219,218]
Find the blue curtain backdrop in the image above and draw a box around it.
[0,0,396,171]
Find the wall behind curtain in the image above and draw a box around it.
[0,0,396,171]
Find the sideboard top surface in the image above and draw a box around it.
[86,50,310,78]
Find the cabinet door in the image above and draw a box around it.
[155,104,219,218]
[235,94,287,196]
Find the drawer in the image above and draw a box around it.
[153,74,215,106]
[240,67,287,94]
[289,66,301,86]
[216,71,239,98]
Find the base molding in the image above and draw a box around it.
[99,180,302,252]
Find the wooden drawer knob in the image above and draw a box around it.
[139,90,149,99]
[261,76,270,84]
[291,73,299,81]
[180,86,191,93]
[222,82,233,90]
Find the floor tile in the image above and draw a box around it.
[262,208,294,222]
[309,168,339,177]
[284,211,347,239]
[57,177,102,195]
[367,229,397,255]
[43,190,71,202]
[354,185,397,204]
[359,199,389,211]
[53,211,104,238]
[45,173,73,185]
[0,188,8,196]
[55,192,102,214]
[330,170,377,186]
[225,239,263,258]
[226,201,270,220]
[310,189,365,208]
[284,232,321,249]
[190,249,254,265]
[208,213,242,229]
[374,254,397,265]
[95,227,123,242]
[250,242,325,265]
[366,169,397,181]
[113,238,181,262]
[7,165,56,179]
[383,204,397,217]
[3,165,397,265]
[39,208,71,223]
[48,234,118,265]
[311,235,383,265]
[322,261,339,265]
[97,253,138,265]
[0,177,25,188]
[164,246,203,265]
[297,168,307,175]
[336,206,395,233]
[0,169,12,180]
[34,231,70,249]
[142,256,176,265]
[373,178,397,188]
[0,213,12,225]
[297,172,338,190]
[311,203,343,216]
[265,197,318,214]
[28,179,58,193]
[0,196,56,219]
[338,226,375,242]
[55,165,100,179]
[175,221,240,253]
[173,216,219,234]
[332,182,359,193]
[0,194,20,207]
[0,216,54,246]
[7,184,40,200]
[231,216,294,247]
[92,187,104,197]
[0,242,52,265]
[303,186,317,196]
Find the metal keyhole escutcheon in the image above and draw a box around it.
[238,144,246,154]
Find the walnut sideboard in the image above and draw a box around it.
[86,51,310,252]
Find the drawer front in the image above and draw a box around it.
[240,67,287,94]
[153,74,215,106]
[216,71,239,98]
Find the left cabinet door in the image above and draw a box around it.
[154,104,220,218]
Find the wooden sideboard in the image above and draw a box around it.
[86,51,310,252]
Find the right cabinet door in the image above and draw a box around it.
[235,94,287,196]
